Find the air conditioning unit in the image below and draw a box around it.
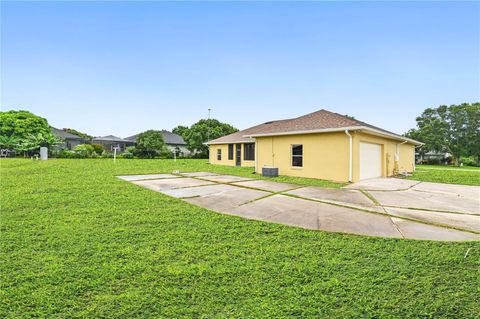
[262,167,278,177]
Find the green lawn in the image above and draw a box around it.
[408,164,480,185]
[1,159,479,318]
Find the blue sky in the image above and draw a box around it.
[1,1,479,137]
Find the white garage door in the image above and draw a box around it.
[360,142,382,180]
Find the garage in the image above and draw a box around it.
[360,142,382,180]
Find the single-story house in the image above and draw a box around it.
[206,109,422,183]
[125,130,190,156]
[51,127,87,150]
[92,135,135,152]
[415,151,451,164]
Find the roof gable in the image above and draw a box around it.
[125,130,186,145]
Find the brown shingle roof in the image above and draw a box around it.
[207,109,422,145]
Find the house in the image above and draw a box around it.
[416,151,451,165]
[51,127,87,150]
[92,135,135,152]
[206,109,422,183]
[125,130,190,156]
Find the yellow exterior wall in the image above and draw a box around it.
[352,132,415,182]
[256,132,350,182]
[210,132,416,182]
[208,143,255,167]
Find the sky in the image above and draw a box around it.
[1,1,479,137]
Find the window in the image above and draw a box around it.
[244,143,255,161]
[217,149,222,161]
[292,144,303,167]
[228,144,234,160]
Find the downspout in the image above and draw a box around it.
[345,130,352,182]
[254,139,258,174]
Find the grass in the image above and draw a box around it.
[408,164,480,186]
[1,158,479,318]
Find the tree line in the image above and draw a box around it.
[405,102,479,165]
[0,110,238,159]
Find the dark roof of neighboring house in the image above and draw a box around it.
[51,127,85,140]
[92,135,129,143]
[125,130,186,145]
[207,109,422,145]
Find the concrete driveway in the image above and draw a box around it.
[119,173,480,241]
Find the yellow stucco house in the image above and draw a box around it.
[206,109,422,183]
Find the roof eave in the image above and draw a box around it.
[244,126,423,145]
[205,138,255,145]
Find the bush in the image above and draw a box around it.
[121,152,134,159]
[74,144,94,158]
[425,157,441,165]
[101,150,114,158]
[55,149,77,158]
[460,156,479,167]
[91,144,104,154]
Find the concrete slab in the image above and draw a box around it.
[231,180,299,192]
[391,217,480,241]
[227,195,402,238]
[385,207,480,233]
[118,174,179,181]
[133,178,214,191]
[161,184,238,198]
[370,189,480,215]
[199,175,254,183]
[185,187,269,212]
[287,186,375,207]
[344,178,419,191]
[178,172,219,177]
[412,182,480,201]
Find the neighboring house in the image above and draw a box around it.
[416,151,451,164]
[206,109,422,183]
[92,135,134,152]
[125,130,190,156]
[51,127,87,150]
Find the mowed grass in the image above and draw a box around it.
[408,164,480,186]
[1,159,479,318]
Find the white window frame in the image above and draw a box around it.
[291,144,303,168]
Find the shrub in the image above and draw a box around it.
[460,156,479,167]
[426,158,441,165]
[91,144,104,154]
[101,150,114,158]
[121,152,134,159]
[74,144,94,157]
[56,149,77,158]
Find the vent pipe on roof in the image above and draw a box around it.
[345,130,353,182]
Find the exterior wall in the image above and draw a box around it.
[256,132,350,182]
[210,132,416,182]
[352,132,415,182]
[208,143,255,167]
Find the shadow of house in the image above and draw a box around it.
[125,130,190,156]
[51,127,87,150]
[92,135,135,152]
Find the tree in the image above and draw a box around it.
[62,128,92,141]
[0,110,52,140]
[135,130,166,158]
[405,103,480,165]
[0,110,61,156]
[175,119,238,157]
[172,125,189,139]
